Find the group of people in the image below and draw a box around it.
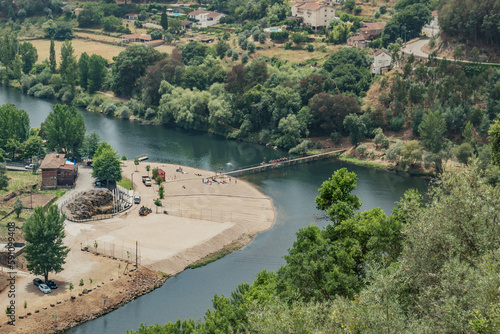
[261,157,291,166]
[202,176,231,185]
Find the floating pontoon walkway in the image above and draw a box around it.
[223,148,348,177]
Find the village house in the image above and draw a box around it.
[347,35,369,49]
[290,1,338,30]
[125,13,139,20]
[40,153,78,189]
[180,20,193,30]
[121,34,152,43]
[188,9,226,28]
[360,22,386,40]
[74,8,84,17]
[371,49,392,74]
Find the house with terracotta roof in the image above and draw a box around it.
[121,34,152,43]
[181,21,193,30]
[40,153,78,189]
[189,9,226,28]
[347,35,369,49]
[290,1,338,30]
[360,22,386,40]
[371,49,392,74]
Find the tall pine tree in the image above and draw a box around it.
[78,52,89,90]
[49,39,56,73]
[160,7,168,31]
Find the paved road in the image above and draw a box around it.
[402,37,431,58]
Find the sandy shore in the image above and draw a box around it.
[0,161,275,333]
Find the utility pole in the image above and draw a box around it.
[135,241,138,269]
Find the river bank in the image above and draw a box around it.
[0,160,275,334]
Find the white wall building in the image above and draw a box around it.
[290,1,337,30]
[371,49,392,74]
[188,9,226,28]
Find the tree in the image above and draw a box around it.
[19,42,38,74]
[78,52,89,90]
[92,142,122,184]
[23,205,69,282]
[13,197,23,218]
[455,142,474,164]
[43,104,86,157]
[134,157,139,171]
[419,110,447,153]
[315,168,361,224]
[215,39,229,59]
[0,104,30,151]
[69,282,74,296]
[81,131,101,159]
[343,114,367,146]
[400,140,423,167]
[87,54,107,93]
[77,5,103,28]
[146,165,151,176]
[112,45,163,97]
[489,119,500,166]
[159,184,164,199]
[309,93,360,135]
[160,7,168,31]
[0,163,7,190]
[59,40,78,91]
[49,39,56,73]
[291,32,308,45]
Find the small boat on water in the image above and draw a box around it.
[137,154,149,161]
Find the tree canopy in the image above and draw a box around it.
[43,104,85,158]
[92,141,122,183]
[23,205,69,282]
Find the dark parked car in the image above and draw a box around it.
[33,278,43,286]
[46,280,58,289]
[95,180,107,188]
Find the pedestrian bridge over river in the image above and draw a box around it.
[223,148,349,177]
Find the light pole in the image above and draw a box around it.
[131,172,134,191]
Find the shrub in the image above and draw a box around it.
[34,85,55,99]
[145,107,157,120]
[103,101,118,116]
[356,144,367,156]
[270,31,289,40]
[289,140,311,154]
[307,44,314,52]
[284,42,292,50]
[241,53,249,64]
[119,106,130,119]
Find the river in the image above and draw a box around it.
[0,86,428,333]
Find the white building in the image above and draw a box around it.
[290,1,338,30]
[371,49,392,74]
[188,9,226,28]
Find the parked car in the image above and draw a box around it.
[33,278,43,286]
[86,160,93,166]
[134,195,141,204]
[95,180,107,188]
[38,283,51,294]
[24,163,35,170]
[46,280,58,289]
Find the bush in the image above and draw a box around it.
[61,90,74,104]
[72,93,91,107]
[34,85,55,99]
[379,4,387,14]
[20,75,37,93]
[119,106,131,119]
[330,131,342,145]
[151,30,162,40]
[241,53,249,64]
[455,142,474,164]
[270,31,289,40]
[374,11,380,19]
[103,101,118,116]
[289,140,312,154]
[284,42,292,50]
[388,114,405,132]
[145,107,157,120]
[356,144,367,156]
[307,44,314,52]
[134,21,143,28]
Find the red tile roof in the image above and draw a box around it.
[374,49,391,56]
[181,20,193,26]
[432,10,438,16]
[189,9,209,16]
[298,2,321,10]
[207,12,223,18]
[40,153,67,169]
[349,36,367,41]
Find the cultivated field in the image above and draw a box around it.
[30,39,126,63]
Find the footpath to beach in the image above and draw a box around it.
[0,161,275,333]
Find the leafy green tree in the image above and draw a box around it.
[49,39,56,73]
[134,157,139,171]
[43,104,85,157]
[489,119,500,166]
[159,184,164,199]
[0,104,30,151]
[112,45,163,97]
[81,131,101,159]
[215,39,229,59]
[315,168,361,224]
[87,54,107,93]
[382,3,431,45]
[400,140,423,167]
[13,197,23,218]
[59,40,78,91]
[455,142,474,164]
[92,142,122,183]
[291,32,308,45]
[462,121,474,143]
[102,15,122,32]
[78,52,89,90]
[24,205,70,282]
[343,113,367,146]
[418,110,447,152]
[77,5,103,28]
[19,42,38,74]
[0,163,8,190]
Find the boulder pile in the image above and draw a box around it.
[66,189,114,220]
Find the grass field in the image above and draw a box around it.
[30,38,126,63]
[0,171,41,196]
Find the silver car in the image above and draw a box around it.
[38,283,51,294]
